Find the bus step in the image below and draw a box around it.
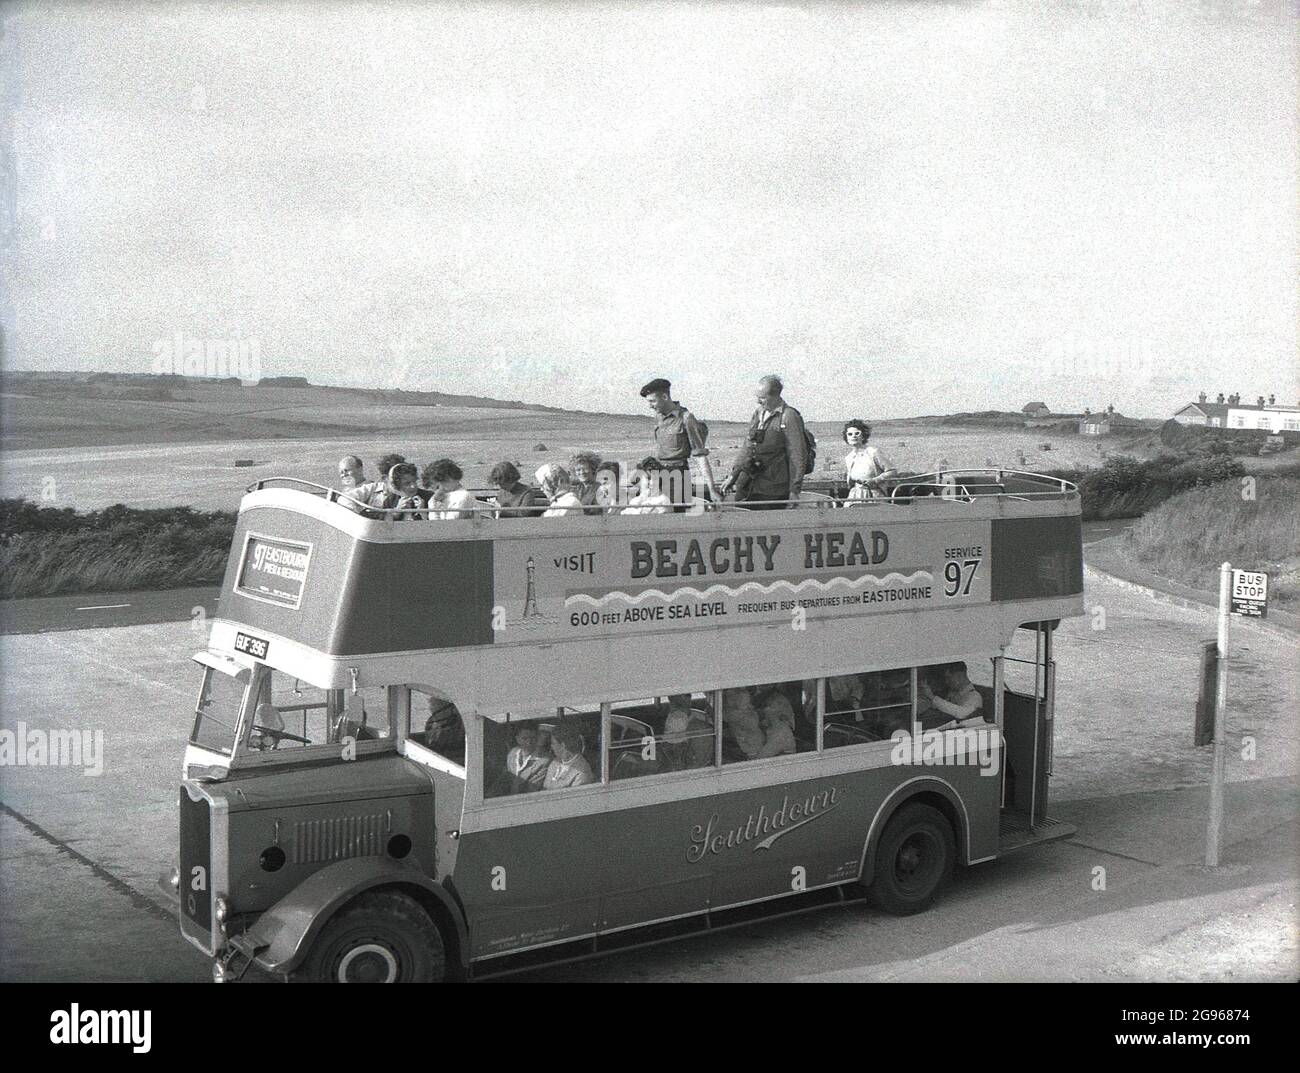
[997,811,1076,855]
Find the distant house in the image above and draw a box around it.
[1174,392,1228,428]
[1173,402,1228,427]
[1175,392,1300,440]
[1021,401,1050,418]
[1079,411,1110,436]
[1227,395,1300,439]
[1079,405,1141,436]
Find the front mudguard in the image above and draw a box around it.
[228,857,467,977]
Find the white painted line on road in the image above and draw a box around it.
[74,603,131,611]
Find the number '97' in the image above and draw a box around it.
[943,559,980,598]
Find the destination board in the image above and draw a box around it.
[236,533,313,610]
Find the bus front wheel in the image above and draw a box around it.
[296,890,447,983]
[866,803,955,915]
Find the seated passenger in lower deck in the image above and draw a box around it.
[504,724,552,793]
[917,662,984,731]
[421,694,466,762]
[543,723,598,789]
[803,673,865,731]
[723,685,796,762]
[821,667,912,747]
[662,694,715,770]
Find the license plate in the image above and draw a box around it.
[234,632,270,660]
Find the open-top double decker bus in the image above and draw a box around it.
[170,470,1084,981]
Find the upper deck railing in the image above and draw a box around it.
[244,469,1078,522]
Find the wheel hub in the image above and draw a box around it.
[337,943,399,983]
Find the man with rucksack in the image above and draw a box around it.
[639,377,719,507]
[721,374,813,510]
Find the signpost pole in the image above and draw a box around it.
[1205,561,1231,868]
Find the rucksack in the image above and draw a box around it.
[682,408,709,449]
[780,411,817,476]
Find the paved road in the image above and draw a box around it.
[0,567,1294,982]
[0,586,220,636]
[1081,518,1133,545]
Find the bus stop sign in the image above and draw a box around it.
[1230,569,1268,619]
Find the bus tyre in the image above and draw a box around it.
[866,803,955,916]
[296,891,446,983]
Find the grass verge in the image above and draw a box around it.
[0,500,236,599]
[1123,476,1299,609]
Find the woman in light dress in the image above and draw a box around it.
[842,419,897,503]
[424,459,481,520]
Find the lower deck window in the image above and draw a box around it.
[476,657,999,801]
[721,680,812,763]
[916,661,989,731]
[821,669,913,748]
[608,694,716,780]
[484,707,603,798]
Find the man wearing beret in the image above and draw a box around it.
[639,377,718,507]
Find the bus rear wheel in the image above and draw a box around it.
[296,890,446,983]
[866,803,955,916]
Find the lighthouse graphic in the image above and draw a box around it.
[522,556,541,618]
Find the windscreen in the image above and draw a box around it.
[191,665,248,755]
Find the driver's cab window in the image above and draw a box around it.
[193,665,248,755]
[244,669,391,753]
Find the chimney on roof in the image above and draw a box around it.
[1084,407,1091,415]
[1268,394,1276,406]
[1216,393,1225,403]
[1107,403,1114,414]
[1257,395,1266,408]
[1228,393,1239,406]
[1198,391,1207,403]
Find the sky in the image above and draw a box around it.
[2,0,1297,421]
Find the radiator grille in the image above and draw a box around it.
[292,813,386,864]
